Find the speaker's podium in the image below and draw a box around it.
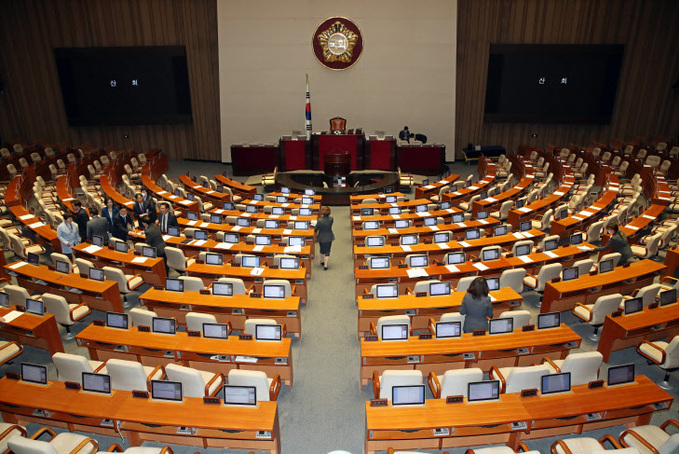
[324,152,351,177]
[312,132,363,171]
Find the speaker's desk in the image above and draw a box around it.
[414,175,460,200]
[139,288,302,338]
[0,378,281,453]
[597,302,679,362]
[357,287,522,335]
[541,260,666,313]
[359,325,580,385]
[0,306,64,355]
[5,260,123,313]
[72,243,166,287]
[76,324,294,387]
[364,375,671,454]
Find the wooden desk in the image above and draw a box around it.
[597,302,679,362]
[72,243,166,287]
[0,378,281,453]
[5,260,123,313]
[5,176,60,252]
[350,208,462,229]
[471,175,536,218]
[215,174,257,199]
[414,175,460,200]
[359,325,580,385]
[350,198,439,215]
[0,306,64,355]
[139,288,302,338]
[541,260,666,313]
[178,174,231,205]
[177,218,315,243]
[208,208,317,225]
[76,324,294,387]
[351,192,408,204]
[662,246,679,280]
[351,219,502,245]
[100,174,135,209]
[442,175,496,206]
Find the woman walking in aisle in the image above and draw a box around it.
[314,206,335,270]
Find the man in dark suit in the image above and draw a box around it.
[85,207,110,243]
[71,200,90,242]
[399,126,413,143]
[140,214,166,258]
[156,202,178,233]
[112,206,135,241]
[141,189,157,224]
[133,193,152,228]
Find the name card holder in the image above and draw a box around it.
[588,380,604,389]
[239,334,253,340]
[132,390,149,399]
[446,395,463,404]
[93,319,105,326]
[370,399,388,407]
[521,388,538,397]
[65,381,81,390]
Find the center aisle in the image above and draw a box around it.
[279,205,365,453]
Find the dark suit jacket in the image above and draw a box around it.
[74,208,90,242]
[112,213,134,240]
[86,216,110,243]
[157,211,179,233]
[134,199,157,227]
[144,223,166,257]
[102,206,120,230]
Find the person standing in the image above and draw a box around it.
[71,200,89,243]
[156,202,178,233]
[140,214,166,258]
[112,206,135,241]
[459,277,493,333]
[56,213,80,260]
[314,206,335,270]
[101,197,119,231]
[133,193,151,228]
[86,206,110,243]
[594,220,634,265]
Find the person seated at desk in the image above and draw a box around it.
[399,126,413,143]
[459,277,492,333]
[594,221,634,266]
[112,206,134,241]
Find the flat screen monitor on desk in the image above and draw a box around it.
[422,217,435,227]
[570,233,583,245]
[363,221,380,230]
[392,384,425,406]
[92,235,104,247]
[210,214,223,224]
[394,219,409,229]
[212,282,233,297]
[55,259,71,274]
[447,252,465,264]
[361,208,374,217]
[486,277,500,291]
[0,292,8,307]
[488,317,513,335]
[224,233,239,244]
[537,312,560,329]
[301,197,313,205]
[452,213,465,223]
[477,210,488,220]
[299,207,313,216]
[481,248,500,261]
[479,191,488,200]
[237,218,251,227]
[466,179,473,188]
[599,259,614,274]
[89,268,105,282]
[544,239,558,251]
[607,363,635,387]
[409,255,428,268]
[516,198,525,209]
[429,281,451,296]
[263,284,286,299]
[255,324,282,341]
[660,288,677,306]
[375,284,398,299]
[152,317,176,335]
[366,236,385,247]
[541,372,571,395]
[165,278,184,293]
[276,196,287,203]
[203,323,229,339]
[385,196,397,204]
[223,202,234,211]
[186,193,195,201]
[562,267,579,282]
[288,236,305,247]
[515,244,531,256]
[142,246,157,258]
[520,221,531,232]
[205,253,223,266]
[279,257,299,270]
[465,229,480,240]
[253,194,264,201]
[494,225,508,236]
[151,380,183,402]
[21,363,48,385]
[434,232,451,244]
[26,299,44,316]
[280,187,290,194]
[559,208,569,220]
[388,207,401,215]
[381,324,408,341]
[82,372,111,394]
[368,257,390,270]
[27,253,40,266]
[624,297,643,315]
[106,312,128,329]
[187,211,198,221]
[272,207,284,216]
[114,241,129,253]
[168,226,181,237]
[441,201,451,210]
[294,221,310,231]
[467,380,500,402]
[436,321,461,339]
[223,385,257,406]
[242,255,260,268]
[416,204,427,213]
[304,188,315,196]
[194,230,208,241]
[264,220,279,229]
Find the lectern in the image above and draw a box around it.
[324,153,351,177]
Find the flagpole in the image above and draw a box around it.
[305,74,312,140]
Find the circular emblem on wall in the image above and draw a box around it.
[312,17,363,71]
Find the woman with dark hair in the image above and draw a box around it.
[594,220,634,265]
[459,277,493,333]
[314,206,335,270]
[101,197,119,231]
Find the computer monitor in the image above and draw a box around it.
[435,321,461,339]
[187,211,198,221]
[82,372,111,394]
[264,220,279,229]
[281,186,290,194]
[279,257,299,270]
[237,218,251,227]
[466,179,473,187]
[254,235,271,246]
[223,202,234,211]
[364,221,380,230]
[21,363,47,385]
[368,257,390,269]
[486,277,500,291]
[272,207,285,215]
[299,207,313,216]
[423,217,437,227]
[186,193,195,201]
[433,232,450,244]
[360,208,374,217]
[304,188,315,196]
[241,255,260,268]
[559,208,569,220]
[607,363,635,386]
[467,380,500,402]
[253,194,264,201]
[416,204,427,213]
[465,229,480,240]
[245,205,257,213]
[174,189,181,197]
[537,312,561,329]
[394,219,409,229]
[516,198,525,209]
[224,233,239,244]
[366,236,385,247]
[408,255,428,268]
[210,214,223,224]
[384,186,394,194]
[212,282,233,296]
[223,385,257,406]
[481,248,500,261]
[477,210,488,220]
[599,259,614,274]
[429,281,451,296]
[541,372,571,395]
[562,267,579,282]
[375,284,399,299]
[142,246,157,258]
[515,243,531,256]
[624,297,643,315]
[400,234,418,246]
[494,225,508,236]
[0,292,8,307]
[151,380,183,402]
[381,324,409,341]
[447,252,465,264]
[479,191,488,200]
[570,233,583,245]
[255,324,283,341]
[520,221,532,232]
[544,239,558,251]
[205,252,223,266]
[114,241,129,253]
[89,268,105,282]
[263,284,286,299]
[422,179,430,186]
[301,197,313,205]
[167,226,181,237]
[152,317,176,335]
[165,278,185,293]
[294,221,309,230]
[452,213,465,223]
[27,252,39,266]
[391,385,425,406]
[55,259,71,274]
[92,235,104,247]
[26,298,44,316]
[385,196,397,204]
[288,236,305,247]
[388,207,401,215]
[441,201,451,210]
[202,323,229,339]
[106,312,128,329]
[488,317,513,335]
[660,288,677,306]
[194,230,208,241]
[276,196,287,203]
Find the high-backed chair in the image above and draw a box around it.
[404,254,428,268]
[329,116,347,133]
[412,279,444,295]
[619,420,679,454]
[50,252,75,272]
[0,422,26,454]
[524,263,562,293]
[542,351,603,386]
[0,341,22,366]
[531,209,553,231]
[178,276,205,292]
[9,233,45,259]
[599,252,622,269]
[455,276,477,293]
[621,283,661,310]
[372,315,411,339]
[459,195,480,212]
[243,318,277,336]
[41,293,91,340]
[102,266,143,306]
[165,363,224,398]
[551,434,625,454]
[500,268,526,294]
[2,285,37,309]
[498,310,531,328]
[128,307,158,328]
[8,427,98,454]
[52,352,106,384]
[428,368,483,399]
[164,246,196,273]
[185,312,218,333]
[572,259,594,275]
[106,358,165,392]
[572,293,623,340]
[216,277,250,295]
[489,200,513,222]
[507,240,534,257]
[466,445,540,454]
[631,232,661,259]
[227,369,281,401]
[637,336,679,389]
[262,279,293,297]
[489,364,551,393]
[476,246,502,262]
[372,369,423,400]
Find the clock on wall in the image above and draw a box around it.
[312,17,363,71]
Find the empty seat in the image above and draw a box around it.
[523,263,562,293]
[106,358,165,392]
[0,341,22,366]
[500,268,526,294]
[497,310,531,328]
[185,312,218,332]
[637,336,679,389]
[489,363,551,393]
[227,369,281,401]
[619,420,679,454]
[8,427,98,454]
[572,293,623,340]
[428,368,483,399]
[165,363,224,398]
[41,293,91,340]
[128,307,158,328]
[372,315,411,339]
[52,352,106,384]
[542,351,603,386]
[551,434,627,454]
[372,369,423,400]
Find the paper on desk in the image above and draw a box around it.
[490,295,497,302]
[284,246,302,253]
[572,216,584,221]
[289,216,297,220]
[437,243,450,249]
[446,208,455,213]
[19,214,33,220]
[544,251,558,258]
[554,191,564,196]
[62,197,74,202]
[200,222,210,228]
[424,185,435,189]
[162,235,172,241]
[352,216,361,221]
[232,226,242,231]
[270,215,280,219]
[417,212,428,217]
[518,255,534,264]
[169,195,178,200]
[523,232,534,238]
[459,241,471,248]
[518,207,532,213]
[581,211,593,216]
[642,214,655,220]
[131,257,148,264]
[249,200,258,204]
[445,264,460,273]
[486,197,497,202]
[253,245,265,252]
[28,222,46,229]
[282,203,290,207]
[214,242,233,250]
[577,245,592,252]
[468,185,478,190]
[429,225,440,231]
[193,240,207,246]
[252,228,262,233]
[283,229,293,235]
[513,232,525,239]
[391,215,400,219]
[400,245,412,252]
[214,209,224,214]
[388,228,398,234]
[179,200,192,205]
[439,180,448,184]
[241,213,251,217]
[0,310,23,324]
[452,191,461,196]
[626,225,640,231]
[187,220,198,226]
[390,203,398,207]
[406,268,429,278]
[478,219,489,225]
[456,222,467,228]
[473,262,489,271]
[310,220,317,226]
[83,245,102,254]
[250,267,264,276]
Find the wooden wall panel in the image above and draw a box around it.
[456,0,679,157]
[0,0,220,161]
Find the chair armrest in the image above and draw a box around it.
[637,340,666,365]
[69,301,92,321]
[225,321,233,335]
[489,366,506,393]
[660,419,679,433]
[0,424,26,441]
[599,434,622,449]
[204,372,224,397]
[31,427,56,440]
[517,442,530,452]
[363,288,370,295]
[158,447,174,454]
[0,341,22,362]
[372,370,380,399]
[620,429,659,453]
[291,285,296,295]
[67,437,98,454]
[93,361,108,373]
[428,372,441,399]
[126,274,143,289]
[542,357,560,372]
[660,276,679,286]
[146,364,166,390]
[269,374,281,401]
[369,321,377,336]
[246,284,255,294]
[106,444,124,452]
[428,318,436,335]
[405,286,413,295]
[553,440,575,454]
[469,253,478,261]
[572,303,593,322]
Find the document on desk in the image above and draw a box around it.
[282,229,293,235]
[513,232,525,239]
[428,225,439,231]
[445,264,460,273]
[352,216,361,221]
[478,219,489,225]
[131,257,148,264]
[417,212,429,217]
[456,222,467,228]
[473,262,489,271]
[423,185,435,190]
[490,295,497,302]
[214,242,233,250]
[200,222,210,228]
[388,228,399,234]
[458,241,471,248]
[281,203,289,207]
[241,213,251,217]
[284,246,302,253]
[544,251,559,258]
[83,245,102,254]
[577,245,592,252]
[28,222,46,229]
[62,197,74,202]
[391,215,401,219]
[451,191,461,196]
[438,243,450,249]
[486,197,497,202]
[626,225,640,231]
[8,261,27,270]
[468,185,478,190]
[572,216,584,221]
[249,200,258,205]
[554,191,564,196]
[193,240,207,246]
[19,214,34,221]
[187,220,198,226]
[400,245,412,252]
[252,228,262,233]
[169,195,178,200]
[250,267,264,276]
[581,210,594,217]
[289,216,298,220]
[179,200,192,205]
[214,209,224,214]
[518,207,532,213]
[0,310,24,324]
[162,235,172,241]
[253,245,265,252]
[518,255,534,264]
[231,226,242,231]
[406,268,429,278]
[642,214,655,220]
